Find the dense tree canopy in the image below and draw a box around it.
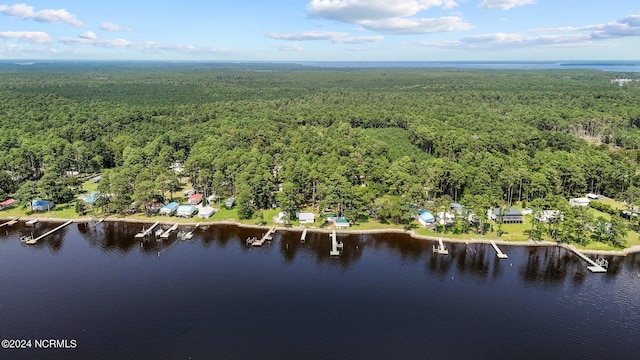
[1,62,639,239]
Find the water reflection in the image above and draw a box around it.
[4,221,639,281]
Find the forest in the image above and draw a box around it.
[1,61,640,247]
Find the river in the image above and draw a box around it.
[1,221,639,359]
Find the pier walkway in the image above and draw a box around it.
[135,221,159,238]
[433,238,448,255]
[330,230,343,256]
[564,245,607,273]
[160,223,179,239]
[490,241,509,259]
[26,220,73,245]
[252,227,275,246]
[0,218,18,228]
[300,228,307,243]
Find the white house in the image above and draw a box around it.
[198,206,215,219]
[176,205,197,218]
[569,197,590,207]
[436,211,455,225]
[535,210,563,223]
[273,211,288,224]
[297,212,315,224]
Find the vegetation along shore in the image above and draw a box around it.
[2,63,640,255]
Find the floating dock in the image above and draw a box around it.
[135,221,159,238]
[252,227,275,246]
[25,220,73,245]
[565,245,607,273]
[490,240,508,259]
[0,218,19,228]
[160,223,179,239]
[25,218,39,226]
[432,238,448,255]
[300,228,307,243]
[330,230,343,256]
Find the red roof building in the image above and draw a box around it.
[188,193,203,205]
[0,198,16,210]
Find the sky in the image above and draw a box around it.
[1,0,640,61]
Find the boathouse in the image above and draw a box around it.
[160,202,179,216]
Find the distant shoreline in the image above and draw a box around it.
[3,215,639,256]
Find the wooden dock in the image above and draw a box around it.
[432,238,448,255]
[25,220,73,245]
[25,218,39,226]
[330,230,343,256]
[160,223,179,239]
[490,240,508,259]
[181,223,199,240]
[565,245,607,273]
[89,218,105,228]
[135,221,159,238]
[0,218,19,228]
[300,228,307,243]
[252,227,275,246]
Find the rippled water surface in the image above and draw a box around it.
[1,221,639,359]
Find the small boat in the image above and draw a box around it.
[155,228,163,237]
[246,236,257,246]
[25,219,39,226]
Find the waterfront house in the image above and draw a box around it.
[159,202,179,216]
[183,189,196,197]
[569,197,590,207]
[488,207,524,224]
[82,191,102,204]
[31,200,54,212]
[198,206,215,219]
[296,212,315,224]
[146,202,163,215]
[335,218,350,228]
[324,213,338,223]
[273,211,288,224]
[225,197,235,209]
[0,198,15,210]
[176,205,197,218]
[535,210,563,223]
[436,211,455,226]
[188,193,203,205]
[417,210,435,227]
[450,203,463,214]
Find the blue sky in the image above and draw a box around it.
[1,1,639,61]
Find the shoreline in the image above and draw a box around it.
[2,215,639,256]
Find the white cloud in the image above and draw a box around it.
[477,0,536,10]
[305,0,468,35]
[100,21,127,32]
[0,3,82,26]
[79,31,97,40]
[419,14,640,50]
[360,16,472,34]
[274,43,303,51]
[267,30,384,44]
[307,0,458,22]
[338,35,384,43]
[0,30,51,44]
[268,30,349,41]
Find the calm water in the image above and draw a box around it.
[1,221,639,360]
